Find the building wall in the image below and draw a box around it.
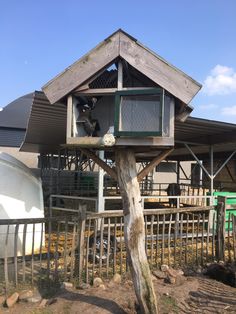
[204,159,236,191]
[0,146,38,169]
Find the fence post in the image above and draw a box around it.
[76,204,86,286]
[216,196,226,261]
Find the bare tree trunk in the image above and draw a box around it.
[115,148,158,314]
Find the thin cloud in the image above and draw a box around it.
[203,65,236,95]
[199,103,219,110]
[221,105,236,116]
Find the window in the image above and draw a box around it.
[156,162,177,173]
[114,88,163,136]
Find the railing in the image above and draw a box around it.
[0,197,235,293]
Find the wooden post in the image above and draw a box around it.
[216,196,226,261]
[115,148,158,314]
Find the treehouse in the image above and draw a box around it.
[42,29,201,153]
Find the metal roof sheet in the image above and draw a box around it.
[0,93,34,129]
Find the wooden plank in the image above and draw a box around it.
[43,32,120,104]
[168,214,172,265]
[120,217,123,275]
[106,218,111,278]
[85,218,91,283]
[185,214,189,263]
[31,223,35,284]
[150,215,154,267]
[116,137,174,146]
[179,214,183,265]
[99,218,104,277]
[14,223,19,286]
[66,136,115,148]
[67,95,73,138]
[22,224,27,283]
[39,222,43,284]
[137,148,174,182]
[92,219,98,280]
[4,225,9,290]
[119,31,201,105]
[47,220,52,281]
[228,213,231,262]
[233,215,236,260]
[86,206,213,219]
[161,214,165,264]
[216,196,226,261]
[79,148,117,180]
[113,218,117,275]
[70,222,77,281]
[155,215,159,267]
[64,218,68,280]
[78,211,86,285]
[75,87,156,95]
[118,60,123,90]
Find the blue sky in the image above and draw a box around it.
[1,0,236,123]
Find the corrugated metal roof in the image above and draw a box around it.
[20,91,67,153]
[0,93,33,129]
[20,91,236,160]
[0,128,25,147]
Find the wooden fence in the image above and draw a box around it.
[0,196,235,293]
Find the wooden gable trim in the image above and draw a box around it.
[42,32,120,104]
[119,32,201,105]
[42,29,201,105]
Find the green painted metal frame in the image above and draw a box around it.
[114,88,164,137]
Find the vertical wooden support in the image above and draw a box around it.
[77,206,86,285]
[115,148,158,314]
[67,95,73,138]
[97,150,105,212]
[216,196,226,261]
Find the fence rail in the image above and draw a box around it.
[0,196,235,293]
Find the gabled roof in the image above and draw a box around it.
[0,93,34,129]
[42,29,201,105]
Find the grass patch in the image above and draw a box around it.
[160,295,179,314]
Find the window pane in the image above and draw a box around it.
[119,95,161,132]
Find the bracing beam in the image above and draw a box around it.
[137,148,174,182]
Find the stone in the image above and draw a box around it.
[0,295,5,306]
[166,275,176,284]
[6,292,19,308]
[39,299,48,308]
[46,298,57,306]
[77,283,90,290]
[153,270,167,279]
[19,290,34,301]
[177,269,184,276]
[61,282,73,289]
[99,284,106,290]
[166,267,178,278]
[161,264,169,272]
[112,273,121,284]
[26,295,42,303]
[175,275,186,286]
[93,277,103,287]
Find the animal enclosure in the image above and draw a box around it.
[0,196,235,293]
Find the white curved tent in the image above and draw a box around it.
[0,152,44,257]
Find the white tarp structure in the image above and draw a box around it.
[0,152,44,258]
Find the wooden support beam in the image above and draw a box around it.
[115,148,158,314]
[117,60,123,90]
[137,148,174,182]
[78,148,117,180]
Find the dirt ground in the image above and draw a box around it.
[1,274,236,314]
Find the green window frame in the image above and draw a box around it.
[114,88,164,137]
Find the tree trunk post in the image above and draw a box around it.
[115,148,158,314]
